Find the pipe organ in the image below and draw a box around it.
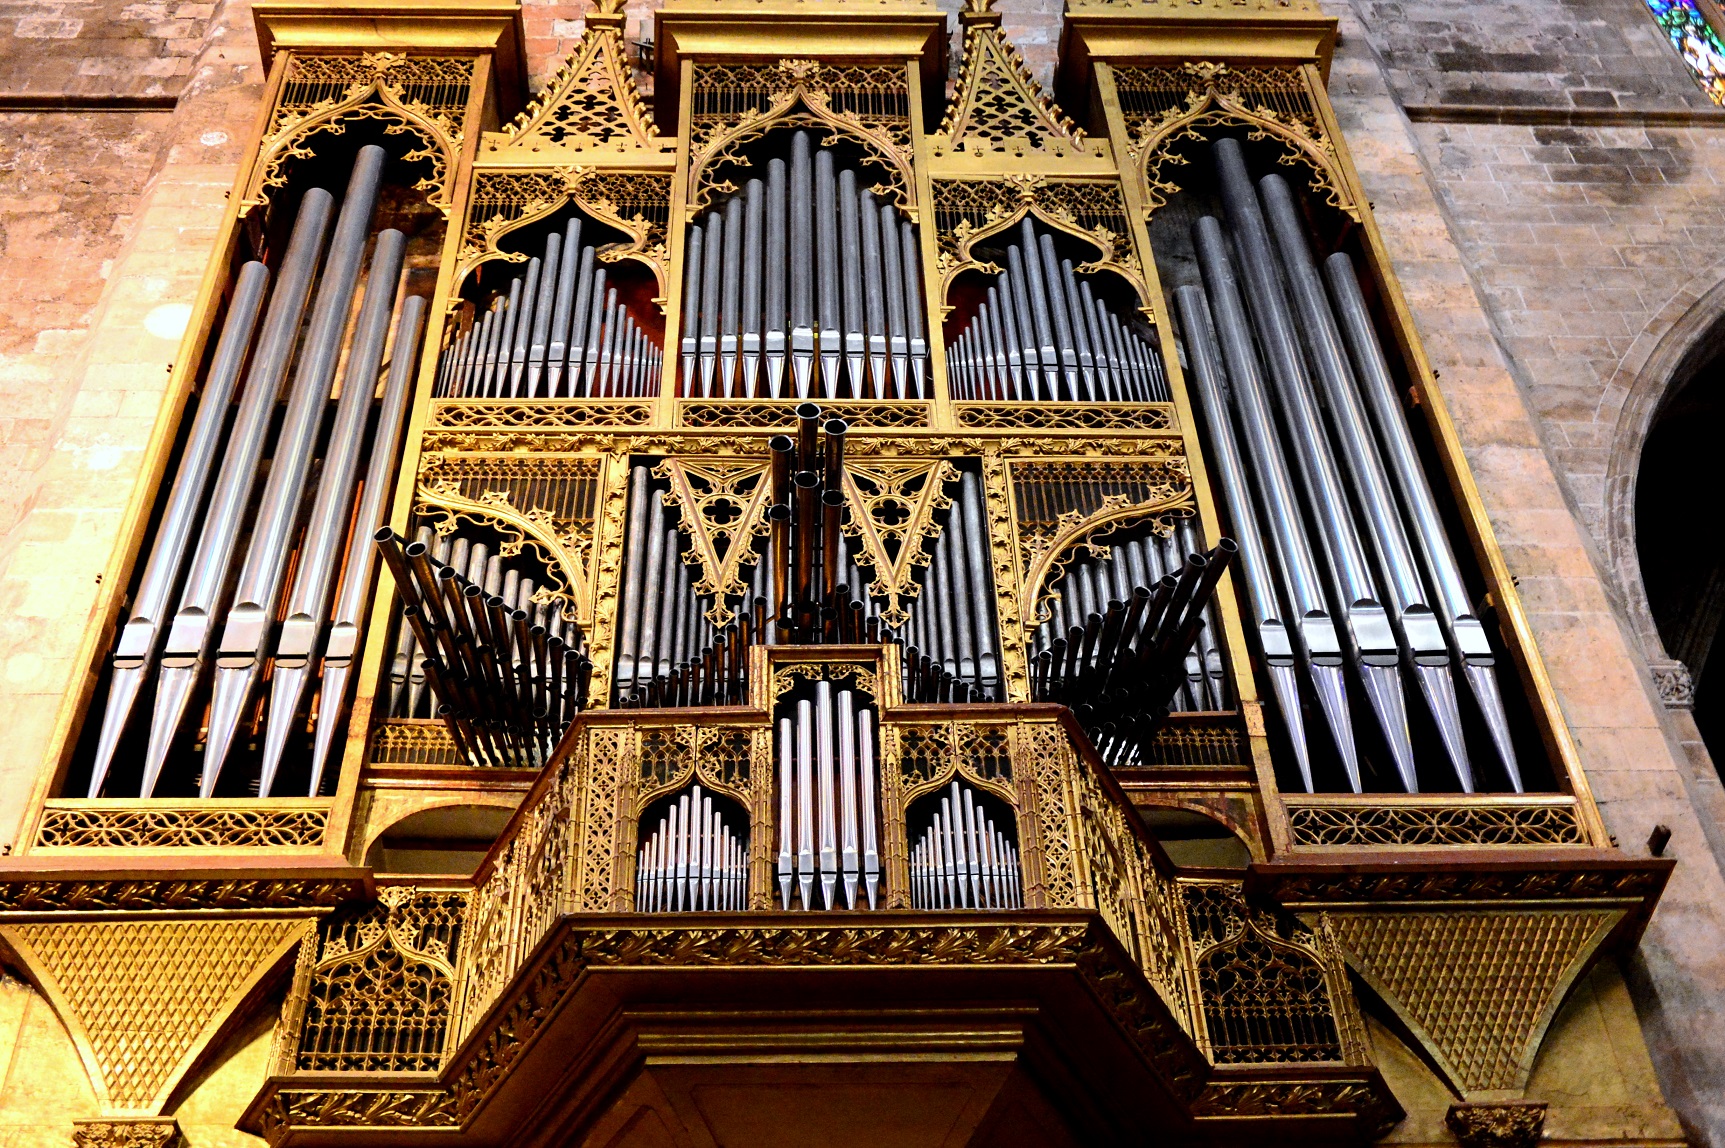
[17,5,1660,1144]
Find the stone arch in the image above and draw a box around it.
[1604,263,1725,696]
[361,799,518,876]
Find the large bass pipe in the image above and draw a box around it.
[199,148,388,795]
[946,218,1168,404]
[143,174,351,795]
[1174,287,1308,777]
[437,216,663,400]
[304,294,426,796]
[679,131,928,401]
[1323,252,1523,791]
[1193,214,1361,791]
[909,780,1022,910]
[255,231,407,795]
[1259,172,1472,793]
[88,261,270,796]
[776,683,880,911]
[1214,137,1418,791]
[636,783,749,912]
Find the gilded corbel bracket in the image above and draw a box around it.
[0,917,310,1117]
[454,167,672,305]
[240,51,473,218]
[479,2,670,164]
[1322,906,1622,1098]
[1116,61,1355,221]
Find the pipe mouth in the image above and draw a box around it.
[793,471,820,489]
[374,526,398,543]
[795,401,822,420]
[769,434,795,452]
[824,418,848,435]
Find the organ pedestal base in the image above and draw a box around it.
[243,914,1396,1148]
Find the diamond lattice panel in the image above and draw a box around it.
[1328,909,1619,1093]
[13,918,303,1109]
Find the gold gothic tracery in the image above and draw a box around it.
[1112,61,1355,220]
[930,175,1151,317]
[484,3,665,160]
[687,59,916,214]
[455,168,673,301]
[243,52,471,216]
[932,11,1100,162]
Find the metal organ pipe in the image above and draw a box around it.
[257,226,409,795]
[201,146,389,795]
[1322,252,1524,791]
[143,185,334,796]
[437,216,661,400]
[89,260,270,797]
[678,132,927,400]
[909,781,1021,910]
[636,784,749,912]
[1258,173,1472,793]
[775,686,880,910]
[944,220,1168,404]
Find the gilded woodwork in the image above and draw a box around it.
[453,168,672,301]
[431,399,655,429]
[929,176,1151,315]
[370,720,468,767]
[72,1120,184,1148]
[1,918,307,1113]
[479,2,668,164]
[1445,1101,1548,1148]
[242,51,472,217]
[0,876,367,914]
[1112,61,1352,221]
[1325,908,1623,1096]
[1284,796,1589,849]
[33,802,329,851]
[686,59,917,216]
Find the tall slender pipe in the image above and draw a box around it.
[765,157,789,399]
[679,223,703,396]
[202,146,388,794]
[789,133,817,399]
[90,261,269,796]
[1193,216,1358,789]
[815,149,842,399]
[1261,173,1469,791]
[859,190,889,397]
[740,179,764,397]
[307,294,425,795]
[719,194,744,397]
[547,218,583,396]
[880,204,911,398]
[259,228,407,793]
[900,219,928,399]
[1323,251,1523,791]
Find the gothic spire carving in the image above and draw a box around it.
[932,0,1095,160]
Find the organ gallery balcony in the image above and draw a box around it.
[243,645,1401,1147]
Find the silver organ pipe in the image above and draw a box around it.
[143,184,334,796]
[775,683,880,910]
[893,467,1003,702]
[1320,257,1524,792]
[636,784,749,912]
[909,781,1022,910]
[199,147,389,795]
[1258,173,1474,793]
[88,260,270,797]
[946,219,1168,403]
[88,145,435,799]
[679,131,928,400]
[1212,138,1416,794]
[436,214,662,399]
[1178,137,1526,794]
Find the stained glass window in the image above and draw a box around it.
[1646,0,1725,104]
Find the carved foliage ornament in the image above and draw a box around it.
[687,59,915,215]
[1112,62,1354,221]
[243,52,471,217]
[72,1121,183,1148]
[456,168,672,302]
[930,176,1151,317]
